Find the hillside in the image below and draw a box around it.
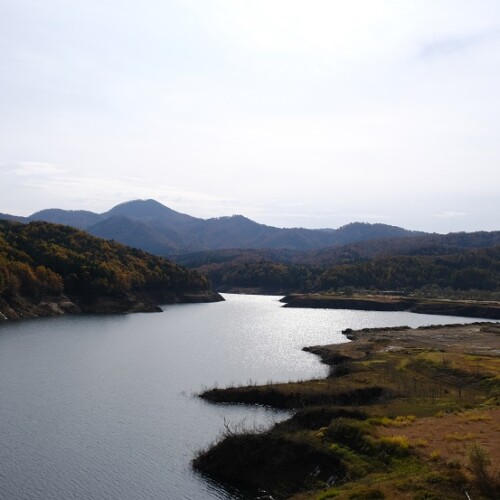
[178,232,500,295]
[4,201,499,298]
[302,230,500,265]
[88,215,181,255]
[178,230,500,268]
[0,220,221,320]
[317,245,500,293]
[0,199,427,254]
[190,246,500,297]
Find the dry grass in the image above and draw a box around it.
[198,323,500,499]
[444,432,476,442]
[378,407,500,480]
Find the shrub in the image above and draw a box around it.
[468,443,490,480]
[467,443,500,497]
[379,435,410,450]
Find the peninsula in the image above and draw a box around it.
[195,322,500,499]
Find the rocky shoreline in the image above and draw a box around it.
[0,290,224,321]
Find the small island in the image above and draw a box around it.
[194,322,500,499]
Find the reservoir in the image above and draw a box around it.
[0,294,486,499]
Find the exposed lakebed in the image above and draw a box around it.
[0,294,488,499]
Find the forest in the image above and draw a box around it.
[318,247,500,292]
[193,246,500,298]
[2,218,499,304]
[0,220,210,301]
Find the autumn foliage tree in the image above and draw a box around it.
[0,220,210,300]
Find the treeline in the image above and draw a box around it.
[0,220,210,300]
[200,246,500,296]
[318,246,500,292]
[208,262,320,292]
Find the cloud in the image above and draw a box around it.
[11,162,66,176]
[419,29,500,59]
[187,0,413,65]
[433,211,466,219]
[10,170,242,216]
[344,213,390,221]
[1,1,499,233]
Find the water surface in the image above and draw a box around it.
[0,294,486,499]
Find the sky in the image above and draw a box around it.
[1,0,499,233]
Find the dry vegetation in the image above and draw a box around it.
[195,323,500,499]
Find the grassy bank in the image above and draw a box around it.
[194,323,500,499]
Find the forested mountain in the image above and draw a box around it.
[196,245,500,296]
[0,220,220,320]
[3,200,498,298]
[106,199,198,231]
[175,230,500,294]
[178,230,500,268]
[88,215,181,254]
[317,246,500,292]
[0,199,426,254]
[303,230,500,265]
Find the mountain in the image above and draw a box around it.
[29,208,103,229]
[298,230,500,266]
[176,230,500,294]
[3,200,498,297]
[0,219,221,320]
[181,242,500,296]
[331,222,423,246]
[174,218,426,252]
[0,199,428,255]
[105,198,198,231]
[87,215,180,255]
[0,212,27,223]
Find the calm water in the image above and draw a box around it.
[0,294,487,499]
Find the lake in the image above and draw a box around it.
[0,294,487,499]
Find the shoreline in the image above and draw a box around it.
[0,290,224,321]
[281,293,500,319]
[194,322,500,499]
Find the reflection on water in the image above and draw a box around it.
[0,294,483,499]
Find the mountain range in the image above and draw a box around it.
[0,199,428,255]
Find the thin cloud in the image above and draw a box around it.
[15,172,239,216]
[1,1,499,233]
[343,213,391,221]
[434,211,466,219]
[419,28,500,58]
[12,162,66,176]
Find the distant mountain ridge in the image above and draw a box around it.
[1,199,427,255]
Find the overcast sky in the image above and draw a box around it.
[1,0,499,233]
